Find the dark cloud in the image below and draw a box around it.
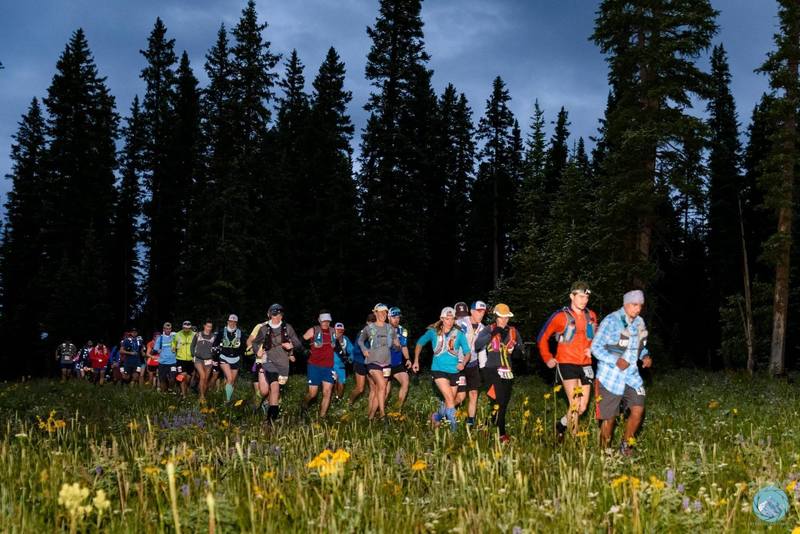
[0,0,776,216]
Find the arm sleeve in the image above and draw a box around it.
[474,328,492,353]
[638,321,650,360]
[590,317,618,364]
[415,329,434,348]
[287,325,303,349]
[154,336,162,352]
[537,313,565,363]
[190,335,198,357]
[358,328,370,353]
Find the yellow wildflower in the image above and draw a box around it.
[576,431,589,438]
[411,460,427,471]
[553,385,562,393]
[128,420,139,431]
[262,471,275,480]
[788,480,798,493]
[234,399,244,407]
[523,410,531,419]
[523,397,529,406]
[627,436,637,446]
[543,393,551,400]
[93,489,111,512]
[573,385,584,397]
[611,475,629,489]
[58,482,92,519]
[649,476,665,490]
[707,400,720,410]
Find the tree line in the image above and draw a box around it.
[2,0,798,377]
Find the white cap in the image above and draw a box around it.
[623,290,645,305]
[228,314,239,322]
[440,307,456,318]
[319,313,332,322]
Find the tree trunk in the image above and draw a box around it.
[738,197,755,374]
[769,54,797,377]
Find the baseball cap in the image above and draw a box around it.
[182,320,192,328]
[440,307,456,318]
[373,303,389,312]
[454,302,469,318]
[163,322,172,329]
[319,313,332,322]
[471,300,487,311]
[493,303,514,318]
[388,306,402,317]
[334,322,345,329]
[228,314,238,322]
[570,281,591,295]
[268,303,284,316]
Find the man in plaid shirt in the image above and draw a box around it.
[591,290,652,455]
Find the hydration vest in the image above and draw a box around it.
[433,328,459,355]
[609,314,648,357]
[312,326,335,348]
[263,322,290,350]
[221,328,242,348]
[537,307,595,345]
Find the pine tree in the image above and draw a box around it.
[707,44,742,308]
[755,0,800,375]
[472,76,519,291]
[170,51,201,316]
[139,18,179,324]
[358,0,434,319]
[0,99,48,374]
[41,28,118,342]
[591,0,718,291]
[435,85,475,291]
[542,106,571,214]
[307,47,362,321]
[111,96,145,329]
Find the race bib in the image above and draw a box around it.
[582,365,594,380]
[382,367,391,378]
[136,366,143,373]
[170,366,177,373]
[635,386,646,396]
[457,376,467,387]
[278,375,288,385]
[212,361,219,367]
[498,367,514,380]
[204,359,212,366]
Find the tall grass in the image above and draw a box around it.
[0,370,797,532]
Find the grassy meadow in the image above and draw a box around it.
[0,370,798,532]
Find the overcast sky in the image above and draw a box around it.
[0,0,778,217]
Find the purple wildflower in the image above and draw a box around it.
[94,466,104,476]
[181,484,189,497]
[677,483,685,494]
[666,469,674,486]
[682,497,690,511]
[692,500,702,512]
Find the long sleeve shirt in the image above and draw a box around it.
[591,308,650,395]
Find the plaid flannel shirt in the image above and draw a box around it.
[591,308,649,396]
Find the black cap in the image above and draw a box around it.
[268,303,284,316]
[454,302,469,318]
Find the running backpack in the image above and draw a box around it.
[312,326,335,348]
[537,307,596,345]
[263,322,290,350]
[433,329,458,354]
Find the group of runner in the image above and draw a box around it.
[54,284,652,454]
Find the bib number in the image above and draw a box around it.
[498,367,514,380]
[170,366,177,373]
[457,375,467,387]
[582,365,594,380]
[382,367,391,378]
[204,359,213,366]
[278,375,288,385]
[635,386,646,396]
